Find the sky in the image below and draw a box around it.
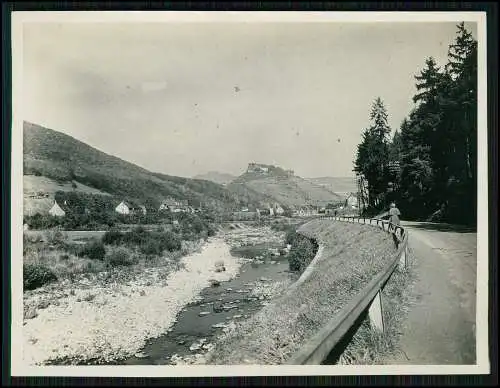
[22,19,477,178]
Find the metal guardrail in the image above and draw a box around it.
[285,215,409,365]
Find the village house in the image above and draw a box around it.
[49,200,66,217]
[159,197,190,213]
[273,203,285,216]
[296,205,317,217]
[345,193,358,209]
[115,200,146,216]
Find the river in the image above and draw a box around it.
[112,224,298,365]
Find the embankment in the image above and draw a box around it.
[205,219,396,364]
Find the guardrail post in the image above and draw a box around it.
[398,242,408,271]
[368,291,384,332]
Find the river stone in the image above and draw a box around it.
[189,343,201,351]
[38,300,50,309]
[209,279,220,287]
[202,343,215,351]
[199,311,211,317]
[134,352,147,359]
[213,302,224,313]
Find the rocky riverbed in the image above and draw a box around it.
[112,224,297,366]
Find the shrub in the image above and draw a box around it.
[105,248,136,267]
[158,231,182,252]
[285,229,298,245]
[124,226,148,245]
[24,263,58,291]
[102,230,124,245]
[288,235,318,273]
[207,224,217,237]
[45,229,68,246]
[81,240,106,260]
[141,239,162,255]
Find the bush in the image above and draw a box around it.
[81,240,106,260]
[26,213,61,230]
[285,229,298,245]
[102,230,124,245]
[158,231,182,252]
[24,263,58,290]
[207,224,217,237]
[123,226,148,245]
[288,235,318,273]
[141,239,162,255]
[105,248,136,267]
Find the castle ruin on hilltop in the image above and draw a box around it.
[247,163,294,177]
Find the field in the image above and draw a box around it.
[24,230,107,243]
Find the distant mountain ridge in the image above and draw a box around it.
[193,171,236,185]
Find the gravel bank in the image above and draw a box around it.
[22,237,244,366]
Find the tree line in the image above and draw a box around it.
[354,22,477,225]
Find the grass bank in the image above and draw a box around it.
[326,245,418,364]
[205,219,396,364]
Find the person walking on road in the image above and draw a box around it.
[388,202,401,247]
[389,202,401,227]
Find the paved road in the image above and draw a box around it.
[386,221,477,365]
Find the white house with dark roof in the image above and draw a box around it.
[115,200,132,215]
[115,200,146,215]
[159,197,189,213]
[49,200,66,217]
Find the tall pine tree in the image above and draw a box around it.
[354,97,392,211]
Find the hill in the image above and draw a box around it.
[192,171,236,185]
[307,176,358,197]
[227,163,343,208]
[23,121,267,216]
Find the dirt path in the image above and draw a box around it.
[386,221,477,365]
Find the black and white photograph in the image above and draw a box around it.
[10,11,489,376]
